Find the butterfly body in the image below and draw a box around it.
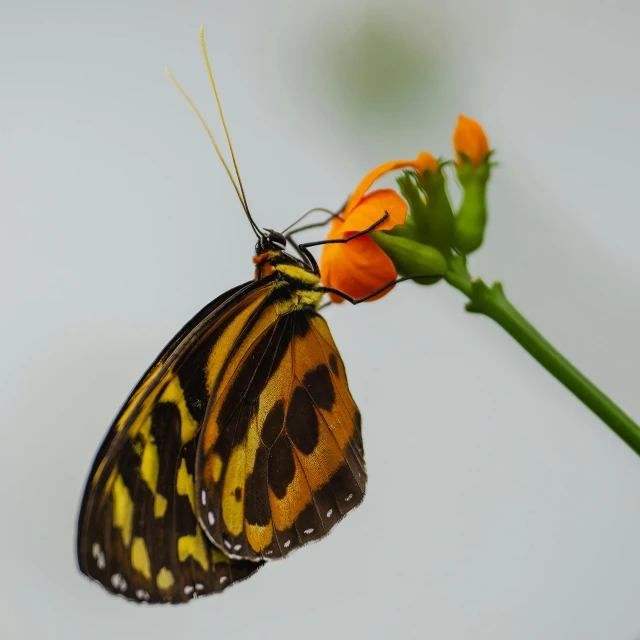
[77,240,366,603]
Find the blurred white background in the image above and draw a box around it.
[2,1,640,638]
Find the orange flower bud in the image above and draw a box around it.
[320,153,432,303]
[453,115,490,166]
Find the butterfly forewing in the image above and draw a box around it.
[196,305,366,561]
[77,281,275,602]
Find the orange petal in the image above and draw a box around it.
[340,190,407,237]
[320,235,397,304]
[453,115,490,166]
[344,153,435,216]
[415,151,438,173]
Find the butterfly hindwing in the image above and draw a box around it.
[77,281,276,602]
[196,306,366,561]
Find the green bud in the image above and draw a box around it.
[453,155,491,254]
[392,167,455,257]
[415,163,455,253]
[394,172,427,239]
[371,231,446,286]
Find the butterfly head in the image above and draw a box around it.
[253,230,290,278]
[258,230,287,252]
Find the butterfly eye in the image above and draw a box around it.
[267,231,287,248]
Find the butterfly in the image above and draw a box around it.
[76,28,373,604]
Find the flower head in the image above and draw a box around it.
[320,153,436,303]
[453,115,490,167]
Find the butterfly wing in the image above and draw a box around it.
[77,280,276,603]
[196,308,366,561]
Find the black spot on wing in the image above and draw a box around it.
[261,400,285,448]
[245,447,271,526]
[302,364,335,411]
[268,433,296,500]
[286,386,319,455]
[149,402,181,448]
[328,353,339,376]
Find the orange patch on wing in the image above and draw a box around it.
[269,452,313,532]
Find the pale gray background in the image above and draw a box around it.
[2,1,640,639]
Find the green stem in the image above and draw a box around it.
[445,261,640,457]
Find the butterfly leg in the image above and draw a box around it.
[320,273,442,305]
[293,212,391,275]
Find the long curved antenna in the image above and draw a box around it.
[166,31,263,239]
[200,27,250,217]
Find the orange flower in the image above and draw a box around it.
[453,115,489,166]
[320,152,436,303]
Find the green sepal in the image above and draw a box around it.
[371,231,446,286]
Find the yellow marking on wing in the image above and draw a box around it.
[140,441,159,494]
[176,458,196,514]
[112,473,134,548]
[156,567,175,590]
[212,547,230,564]
[131,440,144,457]
[212,454,223,483]
[131,537,152,580]
[246,523,273,552]
[274,264,320,285]
[154,494,168,518]
[177,528,210,571]
[222,446,246,536]
[269,454,312,531]
[159,377,199,444]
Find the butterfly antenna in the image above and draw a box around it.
[165,43,262,238]
[199,26,261,238]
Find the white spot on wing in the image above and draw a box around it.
[135,588,150,601]
[219,576,228,584]
[201,490,207,505]
[304,528,314,535]
[326,509,333,518]
[284,540,291,548]
[111,573,122,589]
[195,583,204,591]
[345,493,353,502]
[208,511,215,525]
[224,540,232,550]
[92,543,106,569]
[233,544,242,551]
[184,585,194,595]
